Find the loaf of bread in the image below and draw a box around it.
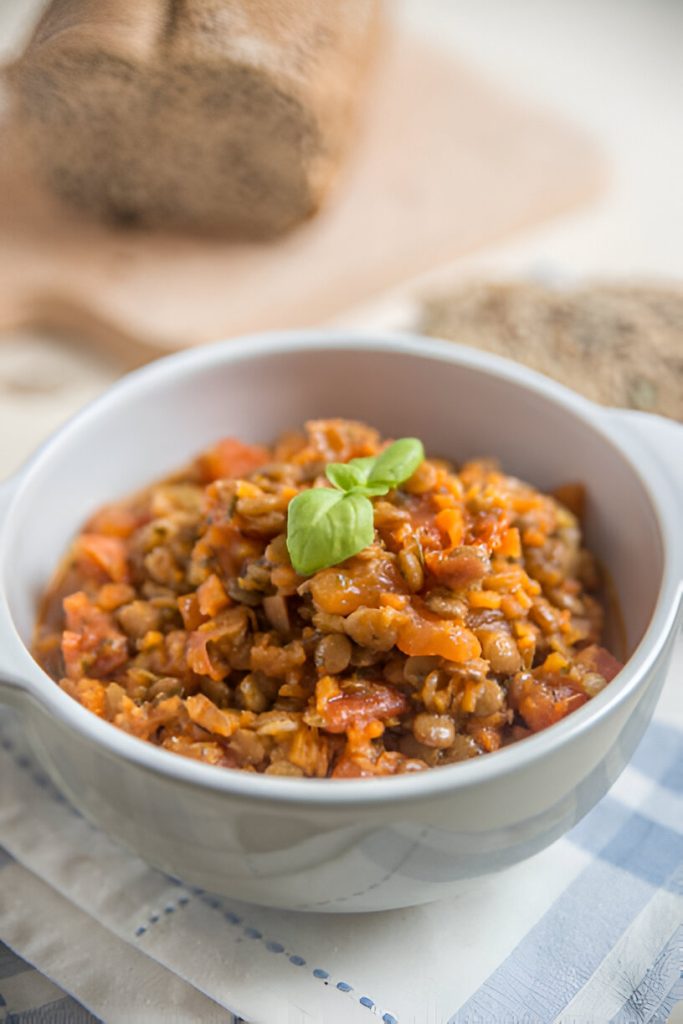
[9,0,381,236]
[420,281,683,421]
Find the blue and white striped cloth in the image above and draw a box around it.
[0,941,98,1024]
[1,635,681,1024]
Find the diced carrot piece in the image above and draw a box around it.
[315,675,342,713]
[288,724,328,777]
[469,590,502,610]
[186,693,240,738]
[522,528,546,548]
[139,630,163,651]
[435,508,464,548]
[461,680,480,714]
[278,681,308,699]
[380,592,409,610]
[432,493,458,510]
[178,593,205,631]
[365,720,385,739]
[497,526,521,559]
[235,480,261,499]
[197,574,230,617]
[542,651,569,673]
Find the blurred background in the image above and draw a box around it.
[0,0,681,475]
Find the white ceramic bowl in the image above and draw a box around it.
[0,332,681,913]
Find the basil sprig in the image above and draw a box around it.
[286,438,425,576]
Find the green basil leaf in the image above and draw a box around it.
[286,436,425,575]
[356,482,391,498]
[286,488,375,576]
[326,461,365,491]
[327,462,391,498]
[367,438,424,487]
[343,456,377,485]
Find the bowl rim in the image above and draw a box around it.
[1,328,680,807]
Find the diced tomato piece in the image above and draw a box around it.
[61,676,107,717]
[85,504,144,539]
[197,523,262,580]
[61,631,86,682]
[331,757,375,778]
[186,630,225,681]
[397,607,480,662]
[322,684,409,734]
[331,743,426,778]
[468,507,511,549]
[509,672,588,733]
[467,722,502,752]
[75,534,129,582]
[575,644,623,682]
[62,591,128,680]
[112,694,184,740]
[551,482,585,520]
[198,438,269,482]
[425,545,490,590]
[309,555,406,615]
[185,608,249,681]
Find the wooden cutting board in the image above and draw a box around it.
[0,30,603,367]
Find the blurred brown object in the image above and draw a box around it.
[7,0,382,237]
[0,32,602,367]
[420,281,683,420]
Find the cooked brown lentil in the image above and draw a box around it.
[33,419,623,778]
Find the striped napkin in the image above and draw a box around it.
[1,633,681,1024]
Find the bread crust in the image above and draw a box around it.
[421,282,683,421]
[9,0,382,236]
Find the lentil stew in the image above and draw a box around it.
[33,420,622,778]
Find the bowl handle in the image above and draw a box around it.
[611,408,682,484]
[0,474,30,709]
[607,410,683,614]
